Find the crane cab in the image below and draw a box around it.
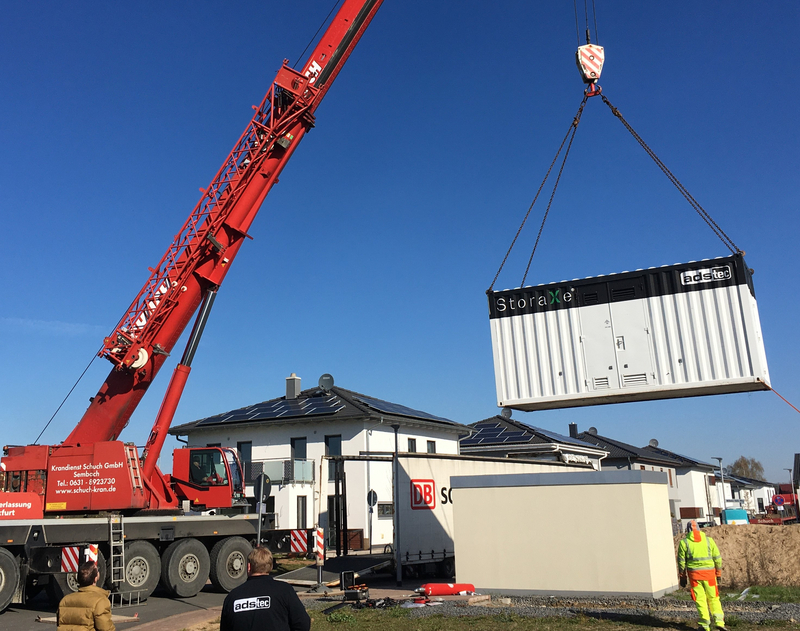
[171,447,247,512]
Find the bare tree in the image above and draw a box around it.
[727,456,766,481]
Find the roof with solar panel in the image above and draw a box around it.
[641,444,714,470]
[459,415,602,451]
[576,429,682,466]
[169,382,470,435]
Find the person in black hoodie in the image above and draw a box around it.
[220,546,311,631]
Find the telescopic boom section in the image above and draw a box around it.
[64,0,384,446]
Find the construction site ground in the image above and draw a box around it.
[681,524,800,588]
[8,526,799,631]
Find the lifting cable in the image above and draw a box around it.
[770,387,800,416]
[293,0,343,69]
[599,94,741,256]
[33,354,97,445]
[488,95,589,292]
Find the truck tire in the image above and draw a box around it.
[46,550,107,604]
[115,540,160,602]
[0,547,19,612]
[161,538,210,598]
[209,537,252,592]
[436,557,455,579]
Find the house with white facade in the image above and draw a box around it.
[641,443,721,528]
[571,425,682,525]
[169,374,470,551]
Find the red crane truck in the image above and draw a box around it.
[0,0,384,612]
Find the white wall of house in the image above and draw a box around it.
[627,462,679,504]
[181,419,462,548]
[673,469,718,526]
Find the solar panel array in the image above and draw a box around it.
[460,421,537,446]
[461,420,600,448]
[535,427,597,448]
[196,394,346,426]
[352,395,453,423]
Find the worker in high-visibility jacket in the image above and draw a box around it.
[677,520,726,631]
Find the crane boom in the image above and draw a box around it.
[64,0,383,446]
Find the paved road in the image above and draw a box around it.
[0,585,226,631]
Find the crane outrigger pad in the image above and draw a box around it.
[488,254,770,411]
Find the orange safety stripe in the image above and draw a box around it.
[688,568,718,582]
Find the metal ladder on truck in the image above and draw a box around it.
[108,515,124,584]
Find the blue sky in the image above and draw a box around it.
[1,1,797,483]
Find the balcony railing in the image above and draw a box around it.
[245,459,315,485]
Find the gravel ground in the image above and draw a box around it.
[305,594,800,624]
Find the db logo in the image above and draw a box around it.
[410,479,436,510]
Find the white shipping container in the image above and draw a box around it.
[488,254,770,411]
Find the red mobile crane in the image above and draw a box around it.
[0,0,383,611]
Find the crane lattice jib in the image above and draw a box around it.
[101,68,317,370]
[64,0,384,446]
[101,0,382,372]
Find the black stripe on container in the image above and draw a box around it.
[488,254,752,320]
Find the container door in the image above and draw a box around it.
[577,283,619,391]
[607,277,655,388]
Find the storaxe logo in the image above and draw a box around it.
[233,596,271,612]
[680,265,731,286]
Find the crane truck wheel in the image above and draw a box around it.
[209,536,252,592]
[0,547,19,612]
[47,550,108,605]
[114,540,160,602]
[161,538,210,598]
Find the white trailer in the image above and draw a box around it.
[392,454,588,577]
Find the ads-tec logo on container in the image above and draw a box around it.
[411,479,436,510]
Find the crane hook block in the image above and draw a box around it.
[576,44,605,84]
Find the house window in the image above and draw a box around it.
[427,441,436,454]
[325,435,342,479]
[407,438,417,453]
[377,502,394,520]
[668,469,673,487]
[237,441,252,482]
[291,437,307,481]
[708,475,716,486]
[640,465,646,471]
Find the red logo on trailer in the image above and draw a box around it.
[410,480,436,510]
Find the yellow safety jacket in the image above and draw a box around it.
[677,529,722,578]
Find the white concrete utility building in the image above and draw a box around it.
[169,374,470,550]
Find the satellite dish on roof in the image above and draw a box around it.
[587,426,598,435]
[649,439,659,448]
[500,408,512,420]
[319,373,335,392]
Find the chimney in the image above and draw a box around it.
[286,373,301,400]
[568,423,578,439]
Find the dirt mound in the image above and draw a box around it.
[674,524,800,588]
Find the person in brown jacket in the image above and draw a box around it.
[57,561,115,631]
